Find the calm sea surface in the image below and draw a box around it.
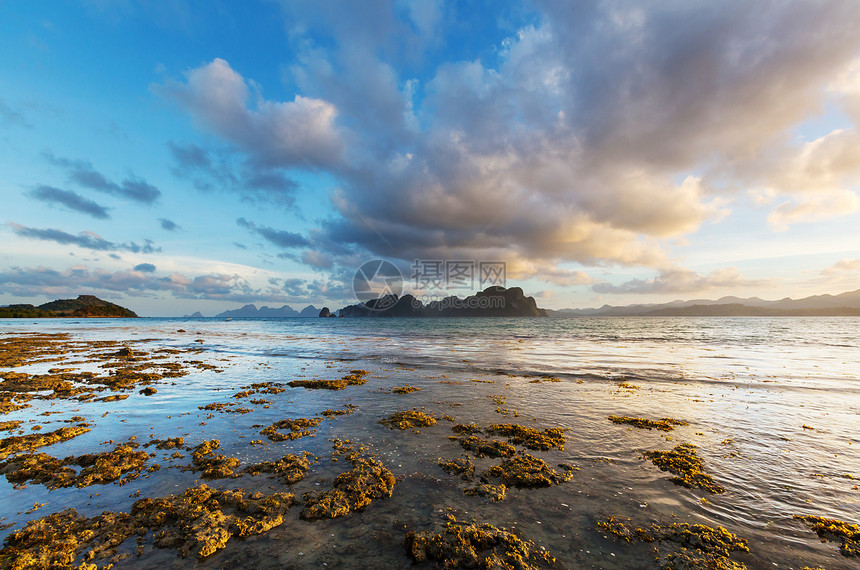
[1,316,858,568]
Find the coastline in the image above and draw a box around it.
[0,319,857,568]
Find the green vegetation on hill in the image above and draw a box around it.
[0,295,138,318]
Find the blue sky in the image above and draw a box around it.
[2,1,860,316]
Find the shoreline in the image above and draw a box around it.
[0,323,857,568]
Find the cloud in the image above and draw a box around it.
[0,264,353,305]
[767,189,860,231]
[301,249,334,269]
[158,218,181,231]
[168,141,299,206]
[156,59,344,169]
[729,125,860,229]
[0,98,30,128]
[236,217,310,248]
[8,222,161,254]
[822,258,860,275]
[156,2,860,286]
[592,267,770,295]
[0,264,245,300]
[43,151,161,204]
[28,185,111,219]
[134,263,156,273]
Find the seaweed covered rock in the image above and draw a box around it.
[260,417,323,441]
[599,516,749,569]
[643,444,725,494]
[0,508,136,569]
[131,485,297,558]
[793,515,859,558]
[287,370,369,391]
[301,441,395,520]
[0,420,22,432]
[464,483,507,501]
[451,423,483,435]
[481,453,573,488]
[608,416,689,431]
[302,456,395,520]
[379,410,436,430]
[0,426,91,460]
[405,515,559,569]
[438,457,475,481]
[320,405,358,417]
[186,440,241,479]
[144,437,185,450]
[244,452,317,484]
[0,333,72,368]
[486,424,565,451]
[452,435,516,458]
[0,442,150,489]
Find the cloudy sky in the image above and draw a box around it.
[2,1,860,316]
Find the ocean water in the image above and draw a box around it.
[1,316,858,568]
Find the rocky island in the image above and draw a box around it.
[338,286,547,317]
[0,295,138,318]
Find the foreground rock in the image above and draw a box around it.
[406,515,561,569]
[301,439,395,520]
[643,443,725,494]
[0,485,298,566]
[599,515,750,569]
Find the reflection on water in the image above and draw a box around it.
[0,316,858,568]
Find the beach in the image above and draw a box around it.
[0,317,858,569]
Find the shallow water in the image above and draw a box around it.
[0,316,858,568]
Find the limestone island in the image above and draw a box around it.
[338,286,547,317]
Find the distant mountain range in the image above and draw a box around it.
[212,304,321,318]
[547,288,860,317]
[0,295,138,318]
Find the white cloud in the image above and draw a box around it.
[768,189,860,231]
[592,267,771,295]
[156,58,344,169]
[822,257,860,275]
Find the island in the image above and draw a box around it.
[337,286,547,317]
[0,295,138,318]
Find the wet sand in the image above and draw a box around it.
[0,323,858,569]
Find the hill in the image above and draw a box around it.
[548,288,860,317]
[0,295,138,318]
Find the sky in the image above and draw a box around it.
[2,0,860,317]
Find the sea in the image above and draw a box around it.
[0,316,858,569]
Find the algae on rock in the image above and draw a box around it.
[608,415,689,431]
[405,515,560,569]
[0,426,91,461]
[379,410,436,430]
[793,514,859,558]
[481,453,573,488]
[260,417,323,441]
[301,440,395,520]
[186,440,241,479]
[643,443,725,494]
[486,424,566,451]
[599,515,749,569]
